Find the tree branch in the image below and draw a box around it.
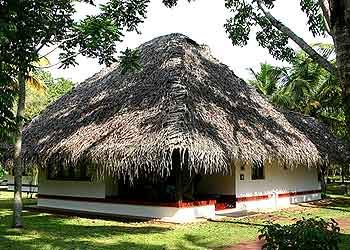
[38,35,80,60]
[318,0,332,35]
[34,7,60,54]
[33,49,85,69]
[257,1,337,75]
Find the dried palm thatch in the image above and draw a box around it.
[20,33,349,180]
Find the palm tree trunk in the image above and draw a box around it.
[12,69,26,228]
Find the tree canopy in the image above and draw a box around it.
[0,0,156,227]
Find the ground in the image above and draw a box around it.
[0,191,349,250]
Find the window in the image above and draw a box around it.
[48,163,91,181]
[251,161,264,180]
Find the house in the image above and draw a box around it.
[0,179,7,191]
[6,173,38,193]
[1,144,38,194]
[19,34,349,222]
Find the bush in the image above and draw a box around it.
[259,217,341,250]
[0,164,5,179]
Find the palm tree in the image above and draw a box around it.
[249,63,286,96]
[249,44,345,139]
[249,44,346,193]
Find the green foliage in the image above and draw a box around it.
[0,63,17,143]
[249,44,347,140]
[224,0,326,62]
[300,0,326,36]
[0,165,5,179]
[0,0,155,140]
[249,63,286,96]
[1,0,151,69]
[119,48,141,74]
[24,70,73,122]
[162,0,192,8]
[259,218,341,250]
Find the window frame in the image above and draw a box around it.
[47,163,91,181]
[251,161,265,180]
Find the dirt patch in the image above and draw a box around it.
[222,240,264,250]
[336,218,350,231]
[300,198,350,210]
[252,213,295,223]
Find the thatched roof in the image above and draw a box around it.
[21,33,349,179]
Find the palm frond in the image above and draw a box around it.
[25,71,47,94]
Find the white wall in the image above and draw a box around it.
[278,193,321,208]
[197,165,235,195]
[37,198,216,223]
[235,161,320,196]
[234,161,321,211]
[7,175,38,192]
[38,170,106,198]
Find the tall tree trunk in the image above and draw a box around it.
[334,27,350,137]
[12,70,25,228]
[331,0,350,138]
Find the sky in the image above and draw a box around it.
[45,0,332,83]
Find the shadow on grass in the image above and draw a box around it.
[297,197,350,213]
[0,232,167,250]
[0,194,171,250]
[0,209,171,250]
[0,212,170,235]
[211,219,266,228]
[178,233,225,249]
[327,184,350,196]
[339,232,350,250]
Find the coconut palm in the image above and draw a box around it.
[249,44,346,139]
[249,63,286,96]
[21,57,49,93]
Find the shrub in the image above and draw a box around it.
[259,217,341,250]
[0,164,5,179]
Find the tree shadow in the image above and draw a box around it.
[297,197,350,212]
[1,212,170,236]
[0,230,167,250]
[214,219,266,228]
[0,210,171,250]
[339,232,350,250]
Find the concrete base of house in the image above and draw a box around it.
[216,192,321,217]
[36,197,216,223]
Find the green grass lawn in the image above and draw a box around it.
[0,191,350,250]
